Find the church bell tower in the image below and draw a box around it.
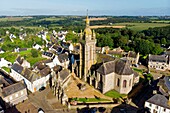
[79,10,96,81]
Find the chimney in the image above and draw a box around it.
[153,90,157,94]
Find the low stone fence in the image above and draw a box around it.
[69,103,120,109]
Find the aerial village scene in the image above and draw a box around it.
[0,0,170,113]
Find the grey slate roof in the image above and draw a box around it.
[58,53,69,63]
[147,94,170,109]
[158,76,170,95]
[53,65,62,74]
[97,59,134,75]
[149,54,167,63]
[39,67,51,77]
[43,52,53,57]
[1,81,26,97]
[22,68,40,82]
[11,63,23,74]
[34,62,47,70]
[127,51,137,58]
[59,69,70,81]
[16,56,23,65]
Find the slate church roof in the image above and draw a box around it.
[97,59,134,75]
[59,69,70,81]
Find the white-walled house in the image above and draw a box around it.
[53,53,69,68]
[15,56,30,68]
[0,48,4,54]
[0,58,12,68]
[0,75,28,107]
[10,63,51,92]
[145,94,170,113]
[33,44,43,51]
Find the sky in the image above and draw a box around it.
[0,0,170,16]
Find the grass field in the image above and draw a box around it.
[39,17,65,21]
[105,90,126,98]
[90,25,126,29]
[71,98,110,103]
[113,22,170,31]
[0,17,25,22]
[152,20,170,23]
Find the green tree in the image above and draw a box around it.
[66,31,79,43]
[161,38,167,45]
[97,34,113,47]
[31,49,38,57]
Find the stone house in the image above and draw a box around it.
[53,69,71,105]
[15,55,30,68]
[126,51,139,65]
[145,94,170,113]
[0,76,27,107]
[148,54,169,71]
[10,63,51,92]
[158,76,170,96]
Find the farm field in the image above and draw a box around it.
[0,17,32,22]
[39,17,65,21]
[113,22,170,31]
[152,20,170,23]
[90,25,126,29]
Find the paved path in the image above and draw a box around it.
[28,87,54,111]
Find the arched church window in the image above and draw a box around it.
[123,80,127,88]
[117,78,120,87]
[129,79,131,86]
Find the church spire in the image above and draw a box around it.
[86,9,90,27]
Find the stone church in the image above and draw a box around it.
[76,14,139,94]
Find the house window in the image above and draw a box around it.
[15,94,18,97]
[163,108,166,112]
[155,105,158,109]
[21,91,23,95]
[129,79,131,86]
[10,96,13,100]
[117,78,120,87]
[5,99,8,102]
[149,103,152,107]
[123,80,127,88]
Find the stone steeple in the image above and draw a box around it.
[79,10,96,81]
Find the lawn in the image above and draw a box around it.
[0,52,18,63]
[133,68,143,74]
[105,90,126,98]
[0,50,46,66]
[71,98,110,103]
[19,50,46,66]
[1,67,10,73]
[113,22,170,31]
